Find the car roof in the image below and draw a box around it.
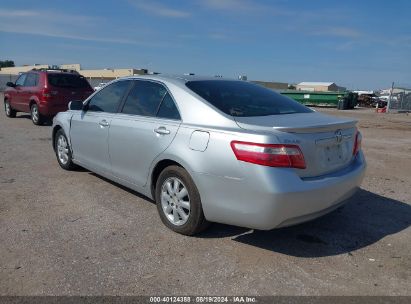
[84,74,245,127]
[29,69,81,75]
[121,74,237,86]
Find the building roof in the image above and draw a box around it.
[298,82,335,86]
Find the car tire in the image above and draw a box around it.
[155,165,210,235]
[30,103,44,125]
[4,100,16,118]
[54,129,76,170]
[342,99,349,110]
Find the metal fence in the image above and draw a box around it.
[0,74,18,91]
[387,87,411,112]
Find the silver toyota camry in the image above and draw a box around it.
[52,75,366,235]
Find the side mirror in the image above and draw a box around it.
[6,82,15,87]
[68,100,84,111]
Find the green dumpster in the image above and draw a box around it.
[280,90,347,107]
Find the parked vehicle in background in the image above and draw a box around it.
[93,82,108,91]
[52,75,366,235]
[373,98,388,109]
[3,69,94,125]
[337,92,358,110]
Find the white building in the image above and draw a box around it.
[296,82,346,92]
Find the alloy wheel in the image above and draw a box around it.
[160,177,191,226]
[5,102,11,116]
[57,135,69,165]
[31,105,39,123]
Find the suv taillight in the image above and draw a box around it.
[231,141,306,169]
[42,88,58,99]
[42,88,51,98]
[353,131,362,156]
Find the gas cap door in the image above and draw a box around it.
[189,130,210,152]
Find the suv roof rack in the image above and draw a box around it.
[31,68,79,74]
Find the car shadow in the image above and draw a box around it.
[88,172,155,204]
[77,169,411,257]
[15,114,52,126]
[207,189,410,257]
[15,113,34,122]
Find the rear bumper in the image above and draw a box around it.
[38,101,69,117]
[193,151,366,230]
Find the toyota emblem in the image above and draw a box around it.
[335,129,343,143]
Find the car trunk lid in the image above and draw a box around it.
[234,112,358,178]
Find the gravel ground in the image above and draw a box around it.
[0,95,410,296]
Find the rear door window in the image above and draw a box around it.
[121,80,167,117]
[157,93,180,120]
[47,73,90,89]
[24,73,39,87]
[87,80,132,113]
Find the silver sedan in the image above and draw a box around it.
[52,75,366,235]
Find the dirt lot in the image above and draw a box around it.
[0,94,410,296]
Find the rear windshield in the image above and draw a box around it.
[47,73,90,89]
[186,80,313,117]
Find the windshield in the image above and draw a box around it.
[186,80,313,117]
[47,74,90,89]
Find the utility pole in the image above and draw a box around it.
[387,82,394,113]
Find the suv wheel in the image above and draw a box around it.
[54,129,76,170]
[31,103,44,125]
[4,100,16,118]
[155,165,210,235]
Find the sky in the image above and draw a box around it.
[1,0,410,90]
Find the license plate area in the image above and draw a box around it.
[323,144,344,165]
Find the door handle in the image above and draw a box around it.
[99,119,110,127]
[154,126,170,135]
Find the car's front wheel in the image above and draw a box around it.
[4,100,16,118]
[155,165,209,235]
[54,129,76,170]
[31,103,45,125]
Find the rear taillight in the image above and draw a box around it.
[353,131,362,156]
[230,141,306,169]
[42,89,58,99]
[42,88,51,98]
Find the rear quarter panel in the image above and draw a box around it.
[149,123,282,214]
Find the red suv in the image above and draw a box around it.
[4,69,93,125]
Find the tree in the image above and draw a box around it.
[0,60,15,68]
